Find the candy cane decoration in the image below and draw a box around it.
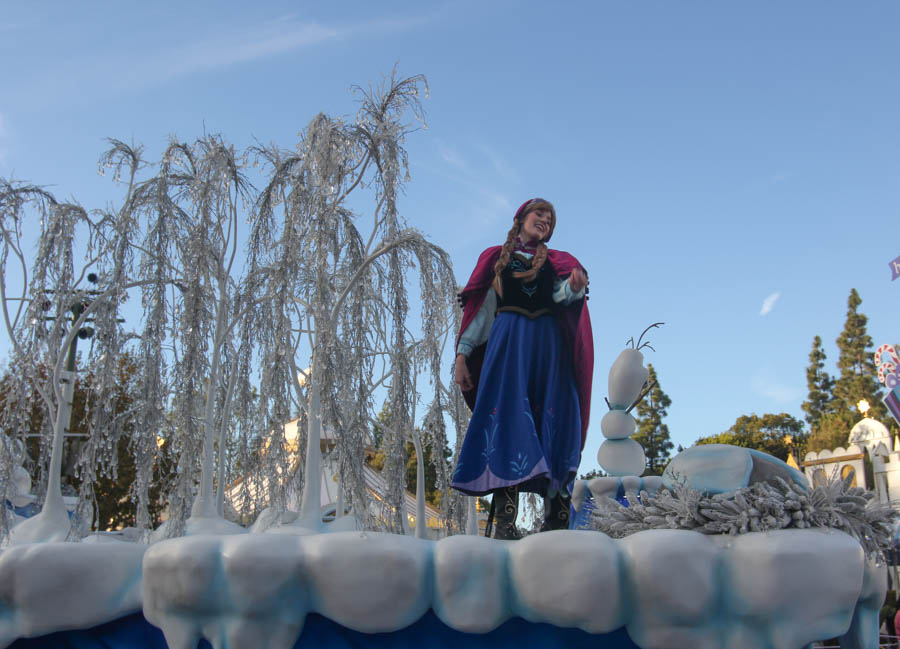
[875,344,900,387]
[881,363,899,388]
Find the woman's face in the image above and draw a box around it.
[520,208,552,244]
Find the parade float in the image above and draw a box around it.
[0,74,895,649]
[1,331,892,649]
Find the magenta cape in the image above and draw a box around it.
[456,246,594,449]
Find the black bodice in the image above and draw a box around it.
[497,254,556,318]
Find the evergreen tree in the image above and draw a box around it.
[405,439,452,509]
[368,404,450,509]
[806,411,857,454]
[802,335,836,432]
[0,355,169,530]
[633,364,674,475]
[833,289,886,422]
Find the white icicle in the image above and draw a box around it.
[296,380,324,532]
[466,497,478,536]
[413,427,426,539]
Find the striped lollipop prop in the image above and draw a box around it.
[875,344,900,389]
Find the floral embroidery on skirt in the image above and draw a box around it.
[451,312,582,496]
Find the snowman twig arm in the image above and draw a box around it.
[625,379,657,414]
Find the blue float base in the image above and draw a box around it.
[9,611,641,649]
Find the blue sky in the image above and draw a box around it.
[2,1,899,474]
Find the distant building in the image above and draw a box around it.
[802,417,896,496]
[225,419,450,538]
[802,415,900,586]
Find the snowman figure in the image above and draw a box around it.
[598,323,664,477]
[572,324,664,519]
[597,344,651,477]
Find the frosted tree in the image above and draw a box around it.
[0,168,145,543]
[246,71,458,533]
[123,141,180,536]
[1,136,256,542]
[0,180,63,542]
[128,135,258,537]
[428,299,471,535]
[1,70,462,543]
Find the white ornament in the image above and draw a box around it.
[608,349,649,408]
[600,409,636,440]
[13,465,30,498]
[597,438,646,477]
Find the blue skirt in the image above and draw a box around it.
[451,312,582,496]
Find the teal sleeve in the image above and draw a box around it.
[553,276,585,305]
[457,289,497,357]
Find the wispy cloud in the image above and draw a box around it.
[145,12,436,85]
[0,113,8,169]
[145,18,342,85]
[16,13,434,106]
[437,139,521,188]
[770,172,791,184]
[479,144,520,184]
[115,14,424,92]
[751,368,802,404]
[431,139,514,224]
[437,140,467,171]
[759,291,780,316]
[476,188,514,217]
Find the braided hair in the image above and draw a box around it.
[492,199,553,298]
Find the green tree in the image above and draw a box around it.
[1,355,169,530]
[368,404,449,509]
[633,364,673,475]
[806,410,858,454]
[405,438,452,509]
[695,413,806,462]
[802,335,836,432]
[72,358,171,530]
[833,289,886,422]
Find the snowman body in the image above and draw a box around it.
[597,349,648,477]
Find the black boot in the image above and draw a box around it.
[540,490,571,532]
[490,486,521,540]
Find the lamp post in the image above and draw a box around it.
[783,434,801,471]
[858,399,871,418]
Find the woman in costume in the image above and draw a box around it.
[452,198,593,539]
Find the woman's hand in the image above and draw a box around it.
[455,354,474,391]
[568,267,588,293]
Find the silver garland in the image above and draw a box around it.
[0,70,456,541]
[591,475,899,557]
